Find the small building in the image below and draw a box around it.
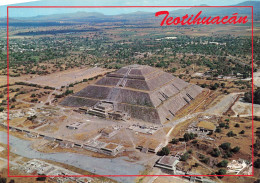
[100,143,123,156]
[137,139,163,153]
[59,140,74,148]
[100,127,117,138]
[184,172,216,183]
[154,156,179,174]
[227,159,248,174]
[77,107,89,113]
[27,132,39,138]
[66,122,84,130]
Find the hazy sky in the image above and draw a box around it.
[0,0,258,18]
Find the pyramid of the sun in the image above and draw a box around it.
[61,65,203,124]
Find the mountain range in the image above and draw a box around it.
[0,1,259,25]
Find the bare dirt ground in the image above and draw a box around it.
[25,67,110,88]
[204,93,241,115]
[0,75,32,86]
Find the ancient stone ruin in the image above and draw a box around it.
[61,64,203,124]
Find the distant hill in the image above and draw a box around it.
[0,1,259,26]
[172,1,259,17]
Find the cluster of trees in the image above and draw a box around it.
[215,120,230,133]
[215,168,227,177]
[0,178,15,183]
[219,142,240,158]
[55,89,73,98]
[4,33,256,79]
[244,88,260,104]
[210,148,221,157]
[217,160,228,168]
[171,133,197,144]
[254,159,260,168]
[157,146,170,156]
[31,98,38,103]
[182,133,197,142]
[198,154,210,164]
[226,131,236,137]
[180,152,190,161]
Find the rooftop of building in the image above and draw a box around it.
[157,156,179,167]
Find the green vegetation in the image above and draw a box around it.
[55,90,73,98]
[171,138,179,144]
[216,168,226,177]
[219,143,231,150]
[244,88,260,104]
[158,146,170,156]
[254,159,260,168]
[180,152,190,161]
[231,146,240,153]
[183,133,197,142]
[234,123,240,127]
[226,131,236,137]
[210,148,221,157]
[239,130,245,134]
[217,160,228,167]
[1,32,256,80]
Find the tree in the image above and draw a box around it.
[0,178,6,183]
[194,163,199,167]
[227,131,236,137]
[201,157,210,164]
[183,133,196,142]
[192,140,198,144]
[219,142,231,150]
[210,83,219,90]
[187,149,193,154]
[239,130,245,134]
[180,152,190,161]
[244,88,260,104]
[226,150,233,158]
[211,148,221,157]
[234,123,240,127]
[36,174,46,181]
[0,107,4,112]
[11,98,16,102]
[171,138,179,144]
[158,146,170,156]
[216,169,226,177]
[231,146,240,153]
[217,160,228,167]
[215,127,221,133]
[254,159,260,168]
[65,89,73,95]
[219,123,225,128]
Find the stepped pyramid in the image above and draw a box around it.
[61,65,203,124]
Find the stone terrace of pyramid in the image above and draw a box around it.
[61,64,203,124]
